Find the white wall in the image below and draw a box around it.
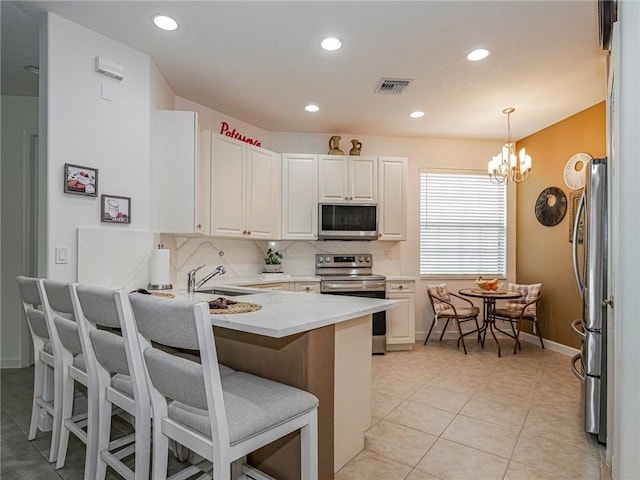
[175,96,269,148]
[45,13,152,282]
[149,60,176,233]
[1,95,39,367]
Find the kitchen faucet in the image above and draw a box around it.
[187,264,227,292]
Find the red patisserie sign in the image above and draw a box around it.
[220,121,262,147]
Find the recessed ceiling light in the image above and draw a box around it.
[467,48,490,61]
[305,104,320,112]
[23,65,39,75]
[410,111,425,119]
[153,15,178,31]
[321,37,342,51]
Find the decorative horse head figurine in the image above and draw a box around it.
[328,136,344,155]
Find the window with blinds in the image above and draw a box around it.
[420,171,506,277]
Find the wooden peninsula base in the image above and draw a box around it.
[213,314,372,480]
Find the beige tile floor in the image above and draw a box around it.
[336,338,610,480]
[1,335,612,480]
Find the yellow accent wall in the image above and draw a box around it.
[516,102,605,348]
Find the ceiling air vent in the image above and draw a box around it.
[375,78,412,95]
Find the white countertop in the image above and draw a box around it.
[176,288,399,338]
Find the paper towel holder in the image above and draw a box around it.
[148,245,173,290]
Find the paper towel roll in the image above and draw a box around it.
[149,249,171,289]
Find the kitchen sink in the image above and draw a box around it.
[195,288,259,297]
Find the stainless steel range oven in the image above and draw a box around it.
[315,254,387,354]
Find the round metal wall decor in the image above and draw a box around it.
[535,186,567,227]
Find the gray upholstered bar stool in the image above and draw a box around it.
[16,276,60,462]
[71,284,147,480]
[127,293,319,480]
[41,279,95,478]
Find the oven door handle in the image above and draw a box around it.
[322,281,387,292]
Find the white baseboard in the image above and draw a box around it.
[416,327,579,357]
[516,331,579,356]
[1,358,24,369]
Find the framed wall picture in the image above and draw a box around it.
[569,189,584,243]
[64,163,98,196]
[101,194,131,224]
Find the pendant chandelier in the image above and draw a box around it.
[488,107,532,184]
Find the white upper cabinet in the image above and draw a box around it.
[378,157,408,241]
[211,135,281,239]
[282,154,318,239]
[245,145,281,239]
[319,155,377,203]
[155,110,210,235]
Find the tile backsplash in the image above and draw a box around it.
[159,235,404,287]
[78,227,156,290]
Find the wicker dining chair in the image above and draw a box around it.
[424,283,481,355]
[494,283,543,354]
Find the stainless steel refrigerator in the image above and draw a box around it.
[571,157,608,444]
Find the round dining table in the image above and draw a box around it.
[458,288,522,357]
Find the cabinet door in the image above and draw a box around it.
[282,154,318,239]
[318,155,349,202]
[155,110,203,234]
[245,146,281,239]
[349,156,378,203]
[196,127,212,235]
[378,157,407,240]
[386,293,415,347]
[211,135,246,237]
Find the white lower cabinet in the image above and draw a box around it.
[293,281,321,293]
[386,280,415,350]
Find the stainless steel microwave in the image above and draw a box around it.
[318,203,378,240]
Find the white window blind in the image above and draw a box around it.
[420,171,506,276]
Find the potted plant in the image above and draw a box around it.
[264,248,284,273]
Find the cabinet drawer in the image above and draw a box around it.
[294,282,320,293]
[246,282,292,291]
[386,281,415,293]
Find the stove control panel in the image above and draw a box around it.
[315,254,372,268]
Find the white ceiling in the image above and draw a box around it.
[1,1,607,140]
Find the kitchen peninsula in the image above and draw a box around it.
[189,287,399,480]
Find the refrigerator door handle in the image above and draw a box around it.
[572,191,586,297]
[571,318,586,341]
[571,353,585,381]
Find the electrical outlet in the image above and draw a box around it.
[384,249,392,260]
